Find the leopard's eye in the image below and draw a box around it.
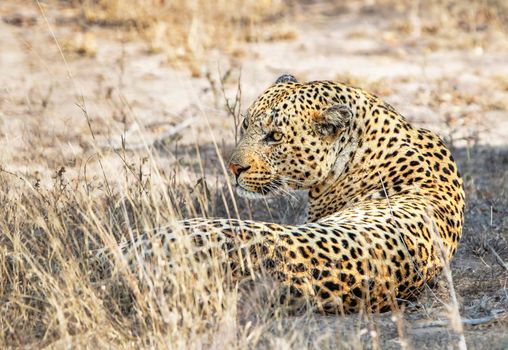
[265,131,284,143]
[272,132,283,141]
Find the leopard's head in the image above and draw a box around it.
[228,75,354,199]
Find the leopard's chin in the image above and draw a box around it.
[235,184,277,199]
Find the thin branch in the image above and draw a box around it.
[487,244,508,271]
[413,310,506,329]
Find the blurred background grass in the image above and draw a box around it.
[50,0,508,72]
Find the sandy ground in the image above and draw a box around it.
[1,2,508,183]
[1,1,508,348]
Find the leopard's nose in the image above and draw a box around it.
[228,162,251,177]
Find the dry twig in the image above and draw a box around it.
[413,309,506,329]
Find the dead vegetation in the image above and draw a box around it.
[57,0,295,75]
[1,0,508,348]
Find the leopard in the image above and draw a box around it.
[123,74,465,314]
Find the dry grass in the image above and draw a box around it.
[345,0,508,51]
[0,143,340,349]
[63,0,295,75]
[1,0,508,348]
[0,152,239,347]
[380,0,508,33]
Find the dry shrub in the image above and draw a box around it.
[62,31,98,57]
[74,0,295,73]
[377,0,508,49]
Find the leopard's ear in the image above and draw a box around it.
[313,105,352,138]
[274,74,298,84]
